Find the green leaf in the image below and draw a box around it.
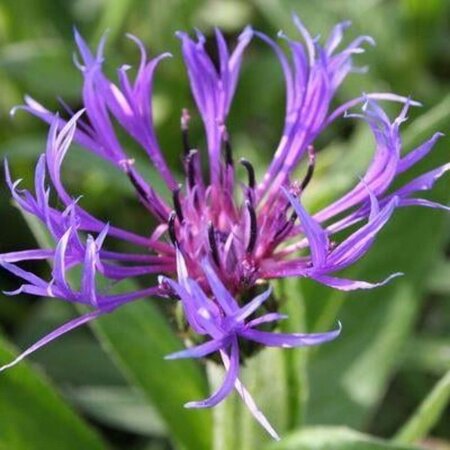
[67,385,167,436]
[264,427,419,450]
[276,277,309,429]
[0,334,107,450]
[427,260,450,295]
[394,370,450,444]
[402,337,450,375]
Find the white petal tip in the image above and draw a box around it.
[184,402,199,409]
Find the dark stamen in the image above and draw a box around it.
[168,211,178,247]
[185,150,197,189]
[208,222,221,267]
[300,145,316,191]
[172,186,184,223]
[181,108,191,156]
[120,159,167,222]
[274,210,297,240]
[246,200,258,253]
[124,165,148,201]
[222,128,233,166]
[288,210,298,223]
[240,158,256,189]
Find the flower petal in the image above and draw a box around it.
[184,338,239,408]
[222,350,281,441]
[284,188,329,268]
[232,287,272,323]
[312,272,403,291]
[165,337,228,360]
[241,322,341,348]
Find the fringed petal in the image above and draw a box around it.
[165,337,228,360]
[311,272,403,291]
[185,338,239,408]
[284,188,329,268]
[242,322,341,348]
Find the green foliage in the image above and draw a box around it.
[0,335,107,450]
[266,427,419,450]
[0,0,449,449]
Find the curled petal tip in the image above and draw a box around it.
[240,25,253,39]
[363,35,376,47]
[9,105,23,117]
[2,287,24,296]
[184,401,200,409]
[391,272,404,280]
[406,97,422,107]
[0,360,17,373]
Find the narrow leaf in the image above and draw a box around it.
[0,333,107,450]
[265,426,419,450]
[393,370,450,444]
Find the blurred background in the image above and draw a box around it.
[0,0,449,449]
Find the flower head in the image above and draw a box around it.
[1,14,448,438]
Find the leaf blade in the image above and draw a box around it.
[0,333,107,450]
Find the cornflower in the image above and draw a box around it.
[0,15,448,438]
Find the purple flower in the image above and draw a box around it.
[1,15,448,437]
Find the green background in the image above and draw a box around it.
[0,0,449,449]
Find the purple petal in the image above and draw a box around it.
[325,20,352,55]
[0,261,49,290]
[326,93,421,127]
[185,338,239,408]
[317,100,403,223]
[312,272,403,291]
[398,132,444,174]
[0,249,53,263]
[327,196,398,269]
[232,287,272,323]
[221,350,280,441]
[246,313,288,328]
[284,188,329,267]
[201,258,238,315]
[399,198,450,211]
[392,163,450,199]
[81,235,98,306]
[98,285,160,307]
[52,227,73,296]
[165,337,228,360]
[241,322,341,348]
[163,278,206,334]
